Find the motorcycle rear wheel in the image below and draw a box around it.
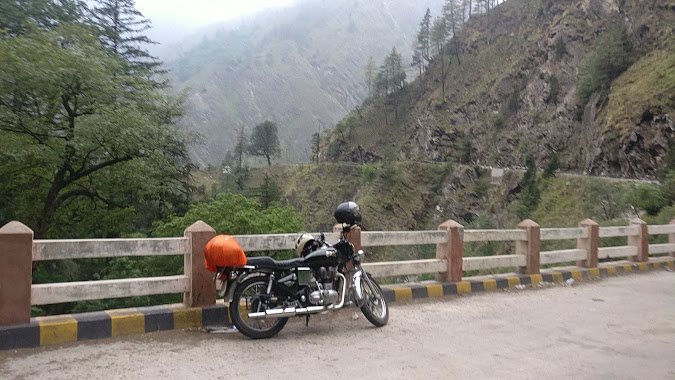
[359,272,389,327]
[230,275,289,339]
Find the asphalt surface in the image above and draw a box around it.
[1,271,673,379]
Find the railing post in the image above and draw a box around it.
[0,221,34,326]
[627,219,648,262]
[516,219,540,275]
[184,221,217,307]
[435,220,463,282]
[576,219,599,268]
[670,219,675,257]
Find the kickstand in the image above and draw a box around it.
[305,314,310,327]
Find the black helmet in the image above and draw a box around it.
[334,201,362,225]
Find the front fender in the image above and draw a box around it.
[352,270,364,304]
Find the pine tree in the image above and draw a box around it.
[90,0,165,83]
[417,8,432,65]
[0,0,85,35]
[431,16,449,100]
[233,127,248,170]
[364,56,377,98]
[311,132,320,164]
[443,0,463,36]
[412,47,424,90]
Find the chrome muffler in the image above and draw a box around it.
[248,273,347,319]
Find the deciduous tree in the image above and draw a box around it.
[0,24,193,238]
[249,120,281,166]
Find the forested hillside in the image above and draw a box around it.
[165,0,445,166]
[324,0,674,179]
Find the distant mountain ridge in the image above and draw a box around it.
[166,0,445,166]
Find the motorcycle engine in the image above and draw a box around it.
[308,266,339,305]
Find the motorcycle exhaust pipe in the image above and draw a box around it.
[248,305,328,319]
[248,273,347,319]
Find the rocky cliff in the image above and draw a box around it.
[327,0,674,178]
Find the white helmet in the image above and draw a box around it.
[295,233,316,256]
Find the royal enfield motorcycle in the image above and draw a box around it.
[215,202,389,339]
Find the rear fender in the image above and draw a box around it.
[225,269,275,303]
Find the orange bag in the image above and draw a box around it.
[204,235,247,272]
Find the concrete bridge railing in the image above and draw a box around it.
[0,218,673,328]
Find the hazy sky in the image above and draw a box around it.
[135,0,298,28]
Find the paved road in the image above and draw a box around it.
[1,271,673,379]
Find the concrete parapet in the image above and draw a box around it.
[183,221,217,307]
[628,219,649,262]
[0,303,228,350]
[516,219,540,275]
[577,219,599,268]
[0,222,34,327]
[435,220,463,283]
[2,258,672,351]
[670,220,674,257]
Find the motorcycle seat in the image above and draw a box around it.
[246,256,306,270]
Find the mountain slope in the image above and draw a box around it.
[167,0,445,166]
[325,0,674,178]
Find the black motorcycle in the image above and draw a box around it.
[216,202,389,339]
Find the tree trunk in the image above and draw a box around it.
[441,52,445,101]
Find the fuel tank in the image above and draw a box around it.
[303,247,339,267]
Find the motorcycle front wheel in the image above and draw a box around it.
[230,275,289,339]
[359,272,389,327]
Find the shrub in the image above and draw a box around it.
[493,112,506,129]
[361,164,377,183]
[576,22,634,107]
[543,153,560,178]
[627,184,668,216]
[545,74,560,104]
[553,36,567,59]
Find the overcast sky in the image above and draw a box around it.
[134,0,298,28]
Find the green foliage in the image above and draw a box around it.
[474,179,490,198]
[380,148,401,184]
[152,192,302,238]
[576,22,634,107]
[249,120,281,166]
[552,36,567,59]
[627,184,668,216]
[311,132,320,164]
[0,0,83,35]
[516,153,540,219]
[505,89,520,116]
[90,0,165,82]
[416,8,432,64]
[361,164,377,183]
[492,113,506,129]
[460,133,472,164]
[375,47,406,96]
[254,174,282,209]
[545,74,560,104]
[581,179,627,221]
[543,153,560,178]
[0,23,193,238]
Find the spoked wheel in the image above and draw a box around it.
[359,272,389,327]
[229,275,289,339]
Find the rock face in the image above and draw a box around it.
[588,110,674,178]
[329,0,673,179]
